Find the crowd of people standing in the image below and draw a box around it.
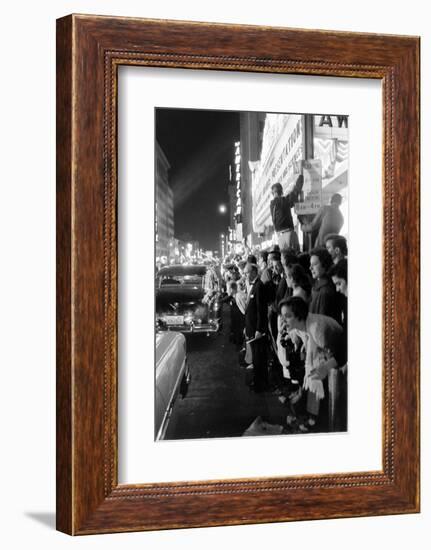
[221,229,348,433]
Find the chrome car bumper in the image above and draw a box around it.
[157,320,220,333]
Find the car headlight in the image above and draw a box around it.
[184,313,194,325]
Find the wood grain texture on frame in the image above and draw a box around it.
[56,14,420,535]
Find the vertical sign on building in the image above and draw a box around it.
[234,141,243,241]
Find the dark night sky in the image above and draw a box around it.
[156,108,240,251]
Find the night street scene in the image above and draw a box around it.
[154,107,348,441]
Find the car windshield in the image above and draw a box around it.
[159,274,203,287]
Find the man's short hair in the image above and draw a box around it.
[309,247,333,271]
[281,250,297,267]
[271,183,283,196]
[330,193,342,206]
[278,296,309,320]
[325,234,348,256]
[328,258,348,282]
[268,250,281,261]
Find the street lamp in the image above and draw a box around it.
[218,204,227,214]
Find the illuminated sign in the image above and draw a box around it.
[234,141,242,239]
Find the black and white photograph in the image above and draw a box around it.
[155,108,349,440]
[1,0,425,546]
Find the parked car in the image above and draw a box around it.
[156,265,222,334]
[155,331,190,441]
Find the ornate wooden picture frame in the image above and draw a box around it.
[56,14,420,535]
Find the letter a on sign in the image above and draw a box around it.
[319,115,333,127]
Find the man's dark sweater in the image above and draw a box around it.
[269,175,304,232]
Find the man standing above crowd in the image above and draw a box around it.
[302,193,344,247]
[269,175,304,251]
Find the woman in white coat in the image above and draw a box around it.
[278,296,346,431]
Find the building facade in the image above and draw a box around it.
[239,111,266,248]
[155,141,174,262]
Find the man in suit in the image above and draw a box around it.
[244,263,269,392]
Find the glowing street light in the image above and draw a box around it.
[218,204,227,214]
